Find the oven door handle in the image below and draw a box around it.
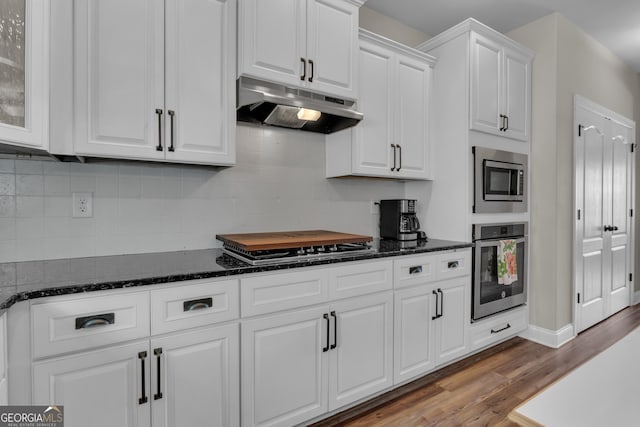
[476,237,526,248]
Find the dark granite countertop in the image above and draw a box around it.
[0,238,471,311]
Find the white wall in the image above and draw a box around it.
[508,13,640,330]
[0,125,406,262]
[359,6,429,47]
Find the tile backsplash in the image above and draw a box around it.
[0,125,408,262]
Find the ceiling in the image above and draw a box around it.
[365,0,640,72]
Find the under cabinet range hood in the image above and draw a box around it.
[236,76,363,134]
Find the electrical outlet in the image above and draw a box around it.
[72,192,93,218]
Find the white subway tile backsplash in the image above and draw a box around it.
[16,174,44,196]
[44,175,71,196]
[16,196,44,218]
[0,126,409,262]
[15,160,43,175]
[0,174,15,195]
[0,196,16,217]
[0,160,15,174]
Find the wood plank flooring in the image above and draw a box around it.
[310,304,640,427]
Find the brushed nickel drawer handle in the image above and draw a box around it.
[75,313,115,329]
[183,297,213,312]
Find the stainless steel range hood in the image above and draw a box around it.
[236,76,363,134]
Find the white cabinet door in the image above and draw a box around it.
[470,32,502,136]
[394,285,437,385]
[151,324,239,427]
[237,0,307,88]
[395,52,432,179]
[502,47,530,141]
[433,277,470,366]
[0,312,6,405]
[0,0,49,151]
[328,292,393,411]
[470,31,531,142]
[164,0,235,165]
[306,0,358,99]
[33,341,151,427]
[74,0,165,160]
[351,39,394,177]
[241,307,328,427]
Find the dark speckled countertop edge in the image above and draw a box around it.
[0,239,472,312]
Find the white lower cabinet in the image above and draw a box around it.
[394,273,470,384]
[0,312,7,405]
[32,324,240,427]
[241,292,393,427]
[151,324,240,427]
[33,340,151,427]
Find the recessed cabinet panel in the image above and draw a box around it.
[164,0,235,165]
[241,307,328,427]
[306,0,358,99]
[395,53,431,179]
[74,0,164,159]
[32,341,151,427]
[351,41,393,174]
[329,292,393,411]
[503,49,529,141]
[470,33,501,134]
[238,0,306,87]
[151,324,239,427]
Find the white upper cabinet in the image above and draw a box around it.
[0,0,49,152]
[469,30,532,141]
[73,0,235,165]
[326,30,436,180]
[238,0,362,100]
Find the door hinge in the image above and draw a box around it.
[630,273,633,282]
[577,209,581,220]
[577,293,581,304]
[631,209,634,218]
[632,143,637,153]
[578,124,583,137]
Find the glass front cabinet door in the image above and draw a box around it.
[0,0,48,151]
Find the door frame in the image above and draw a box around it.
[573,94,636,333]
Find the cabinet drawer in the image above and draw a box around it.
[150,278,239,335]
[241,269,329,317]
[31,291,150,359]
[329,259,393,299]
[394,254,437,289]
[470,307,527,351]
[436,249,471,281]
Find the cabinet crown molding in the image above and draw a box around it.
[359,28,437,66]
[417,17,535,59]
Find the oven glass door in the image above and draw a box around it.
[483,160,522,200]
[473,237,527,320]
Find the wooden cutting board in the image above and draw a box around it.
[216,230,372,251]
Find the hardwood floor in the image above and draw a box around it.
[311,304,640,427]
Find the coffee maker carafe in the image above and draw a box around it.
[379,199,422,241]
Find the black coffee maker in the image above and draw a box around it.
[379,199,424,241]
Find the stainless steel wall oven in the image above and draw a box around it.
[472,222,527,321]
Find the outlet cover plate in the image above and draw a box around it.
[72,192,93,218]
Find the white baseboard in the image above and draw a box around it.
[634,291,640,305]
[519,323,575,348]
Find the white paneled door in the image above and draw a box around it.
[574,96,635,333]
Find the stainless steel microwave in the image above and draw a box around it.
[473,147,527,213]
